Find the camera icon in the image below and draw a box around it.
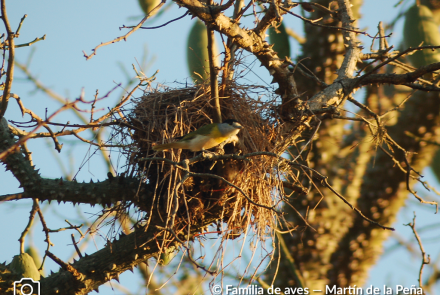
[13,278,40,295]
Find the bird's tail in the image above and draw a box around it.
[152,142,185,151]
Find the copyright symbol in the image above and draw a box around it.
[212,284,222,294]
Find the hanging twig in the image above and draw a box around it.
[405,213,430,289]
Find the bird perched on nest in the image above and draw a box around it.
[152,119,243,152]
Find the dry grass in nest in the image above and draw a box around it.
[126,82,294,240]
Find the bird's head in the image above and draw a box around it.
[222,119,243,130]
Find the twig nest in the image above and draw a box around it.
[124,82,288,239]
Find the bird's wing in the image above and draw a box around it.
[180,124,214,141]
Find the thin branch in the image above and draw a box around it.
[3,81,140,156]
[276,231,305,288]
[11,35,46,49]
[0,192,24,202]
[356,46,440,87]
[73,132,127,148]
[279,5,391,39]
[15,14,26,35]
[48,224,83,233]
[0,98,83,160]
[403,153,438,213]
[207,0,221,123]
[71,234,83,259]
[45,250,84,281]
[13,95,63,152]
[123,11,189,30]
[322,178,394,231]
[37,202,54,271]
[8,120,138,139]
[332,115,365,122]
[0,0,15,119]
[405,131,440,147]
[405,213,430,289]
[65,219,85,238]
[18,199,38,254]
[291,58,328,87]
[156,225,216,275]
[83,0,166,60]
[189,170,279,212]
[402,82,440,92]
[380,91,414,118]
[291,1,337,16]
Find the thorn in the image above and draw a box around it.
[114,273,120,283]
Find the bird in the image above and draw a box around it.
[152,119,243,152]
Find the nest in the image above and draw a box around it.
[126,82,292,240]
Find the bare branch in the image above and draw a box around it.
[0,0,15,119]
[83,0,166,60]
[18,199,38,254]
[405,213,431,289]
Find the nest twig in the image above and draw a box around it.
[117,81,301,241]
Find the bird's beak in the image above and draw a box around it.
[233,122,243,129]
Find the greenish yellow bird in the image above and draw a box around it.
[153,119,243,152]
